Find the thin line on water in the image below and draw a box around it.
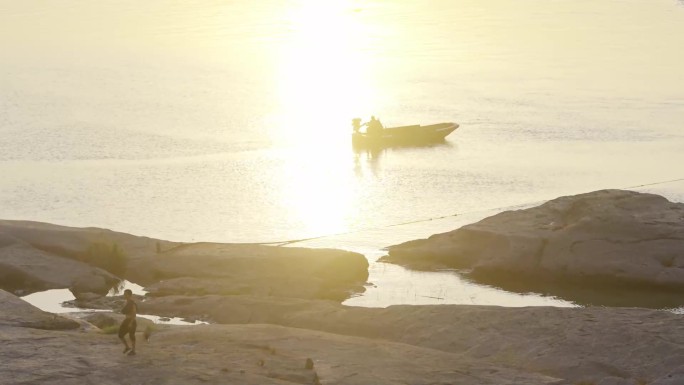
[252,176,684,246]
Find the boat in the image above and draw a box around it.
[351,120,459,148]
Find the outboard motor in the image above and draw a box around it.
[352,118,362,133]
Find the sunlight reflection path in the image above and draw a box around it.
[275,1,376,141]
[273,0,380,236]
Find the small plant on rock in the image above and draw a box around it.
[82,242,127,276]
[100,325,120,335]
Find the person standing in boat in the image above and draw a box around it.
[365,116,384,136]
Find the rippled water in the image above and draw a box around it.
[2,0,684,307]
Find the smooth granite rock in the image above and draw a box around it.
[383,190,684,305]
[0,289,79,330]
[132,242,369,301]
[0,220,369,302]
[0,234,120,295]
[142,295,684,385]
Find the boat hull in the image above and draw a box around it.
[352,122,458,148]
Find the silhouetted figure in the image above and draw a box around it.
[365,116,383,137]
[119,289,138,356]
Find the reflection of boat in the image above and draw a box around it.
[351,122,459,148]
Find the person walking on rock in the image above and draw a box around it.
[119,289,138,356]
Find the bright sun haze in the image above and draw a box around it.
[0,0,683,244]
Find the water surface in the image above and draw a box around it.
[2,0,683,307]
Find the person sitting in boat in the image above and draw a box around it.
[365,116,384,136]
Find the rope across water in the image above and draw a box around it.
[258,176,684,247]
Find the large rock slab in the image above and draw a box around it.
[652,364,684,385]
[131,243,369,301]
[0,321,560,385]
[0,289,79,330]
[0,220,161,294]
[0,233,120,295]
[0,220,173,262]
[142,295,684,385]
[0,220,369,301]
[383,189,684,305]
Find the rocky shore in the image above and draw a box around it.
[382,190,684,307]
[0,219,369,301]
[2,189,684,384]
[3,288,683,385]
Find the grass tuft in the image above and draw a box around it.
[101,325,119,335]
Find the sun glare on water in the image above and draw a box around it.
[272,1,379,237]
[276,1,377,144]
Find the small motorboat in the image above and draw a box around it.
[351,119,459,148]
